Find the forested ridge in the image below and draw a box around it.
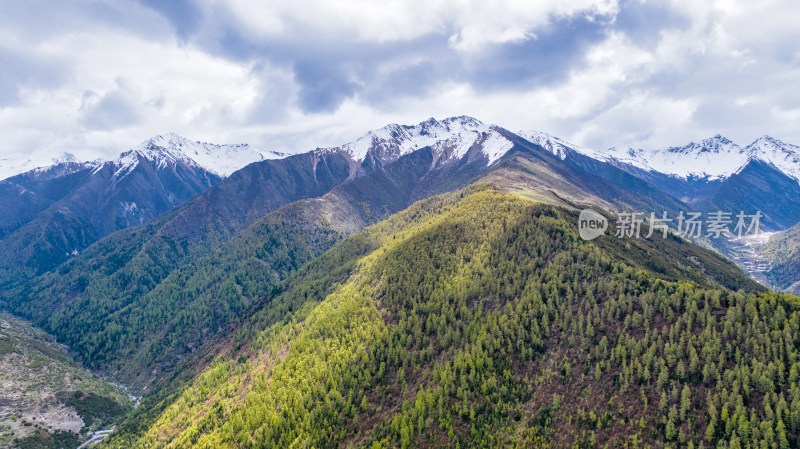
[2,136,729,394]
[2,148,437,387]
[98,188,798,448]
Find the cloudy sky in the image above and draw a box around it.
[1,0,799,164]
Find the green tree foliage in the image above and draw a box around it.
[102,189,799,448]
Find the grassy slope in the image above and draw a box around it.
[0,313,132,448]
[102,188,797,449]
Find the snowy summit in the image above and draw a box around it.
[126,133,286,177]
[329,116,515,166]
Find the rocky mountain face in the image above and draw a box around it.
[0,150,222,288]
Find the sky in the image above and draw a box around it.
[1,0,800,164]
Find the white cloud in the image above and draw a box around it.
[216,0,619,49]
[0,26,294,161]
[1,0,800,171]
[445,0,619,51]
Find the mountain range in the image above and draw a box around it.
[0,135,288,289]
[3,116,799,308]
[0,116,799,448]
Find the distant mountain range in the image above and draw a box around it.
[605,134,800,182]
[523,131,800,231]
[2,117,800,292]
[0,133,285,181]
[517,131,800,183]
[9,123,800,186]
[0,135,289,288]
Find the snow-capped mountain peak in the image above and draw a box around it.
[52,152,79,164]
[665,134,741,155]
[742,135,800,181]
[530,131,800,184]
[126,133,286,177]
[334,116,514,166]
[744,135,800,158]
[107,140,198,178]
[0,152,87,180]
[600,135,749,181]
[1,134,288,182]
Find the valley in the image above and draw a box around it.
[0,313,131,449]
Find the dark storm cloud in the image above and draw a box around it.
[292,60,359,112]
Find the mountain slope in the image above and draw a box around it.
[0,313,132,448]
[525,132,800,244]
[4,119,720,390]
[3,149,354,362]
[762,222,800,294]
[3,118,796,447]
[11,114,772,402]
[0,132,292,289]
[604,134,746,181]
[15,148,442,387]
[484,131,691,221]
[0,150,222,289]
[3,116,522,385]
[0,152,83,182]
[705,159,800,230]
[0,161,100,239]
[100,188,796,449]
[0,117,512,377]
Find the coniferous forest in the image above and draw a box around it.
[97,189,800,448]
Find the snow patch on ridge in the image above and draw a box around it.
[128,133,286,177]
[482,130,515,165]
[603,135,748,180]
[518,130,606,161]
[1,152,87,181]
[334,116,514,166]
[521,130,800,184]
